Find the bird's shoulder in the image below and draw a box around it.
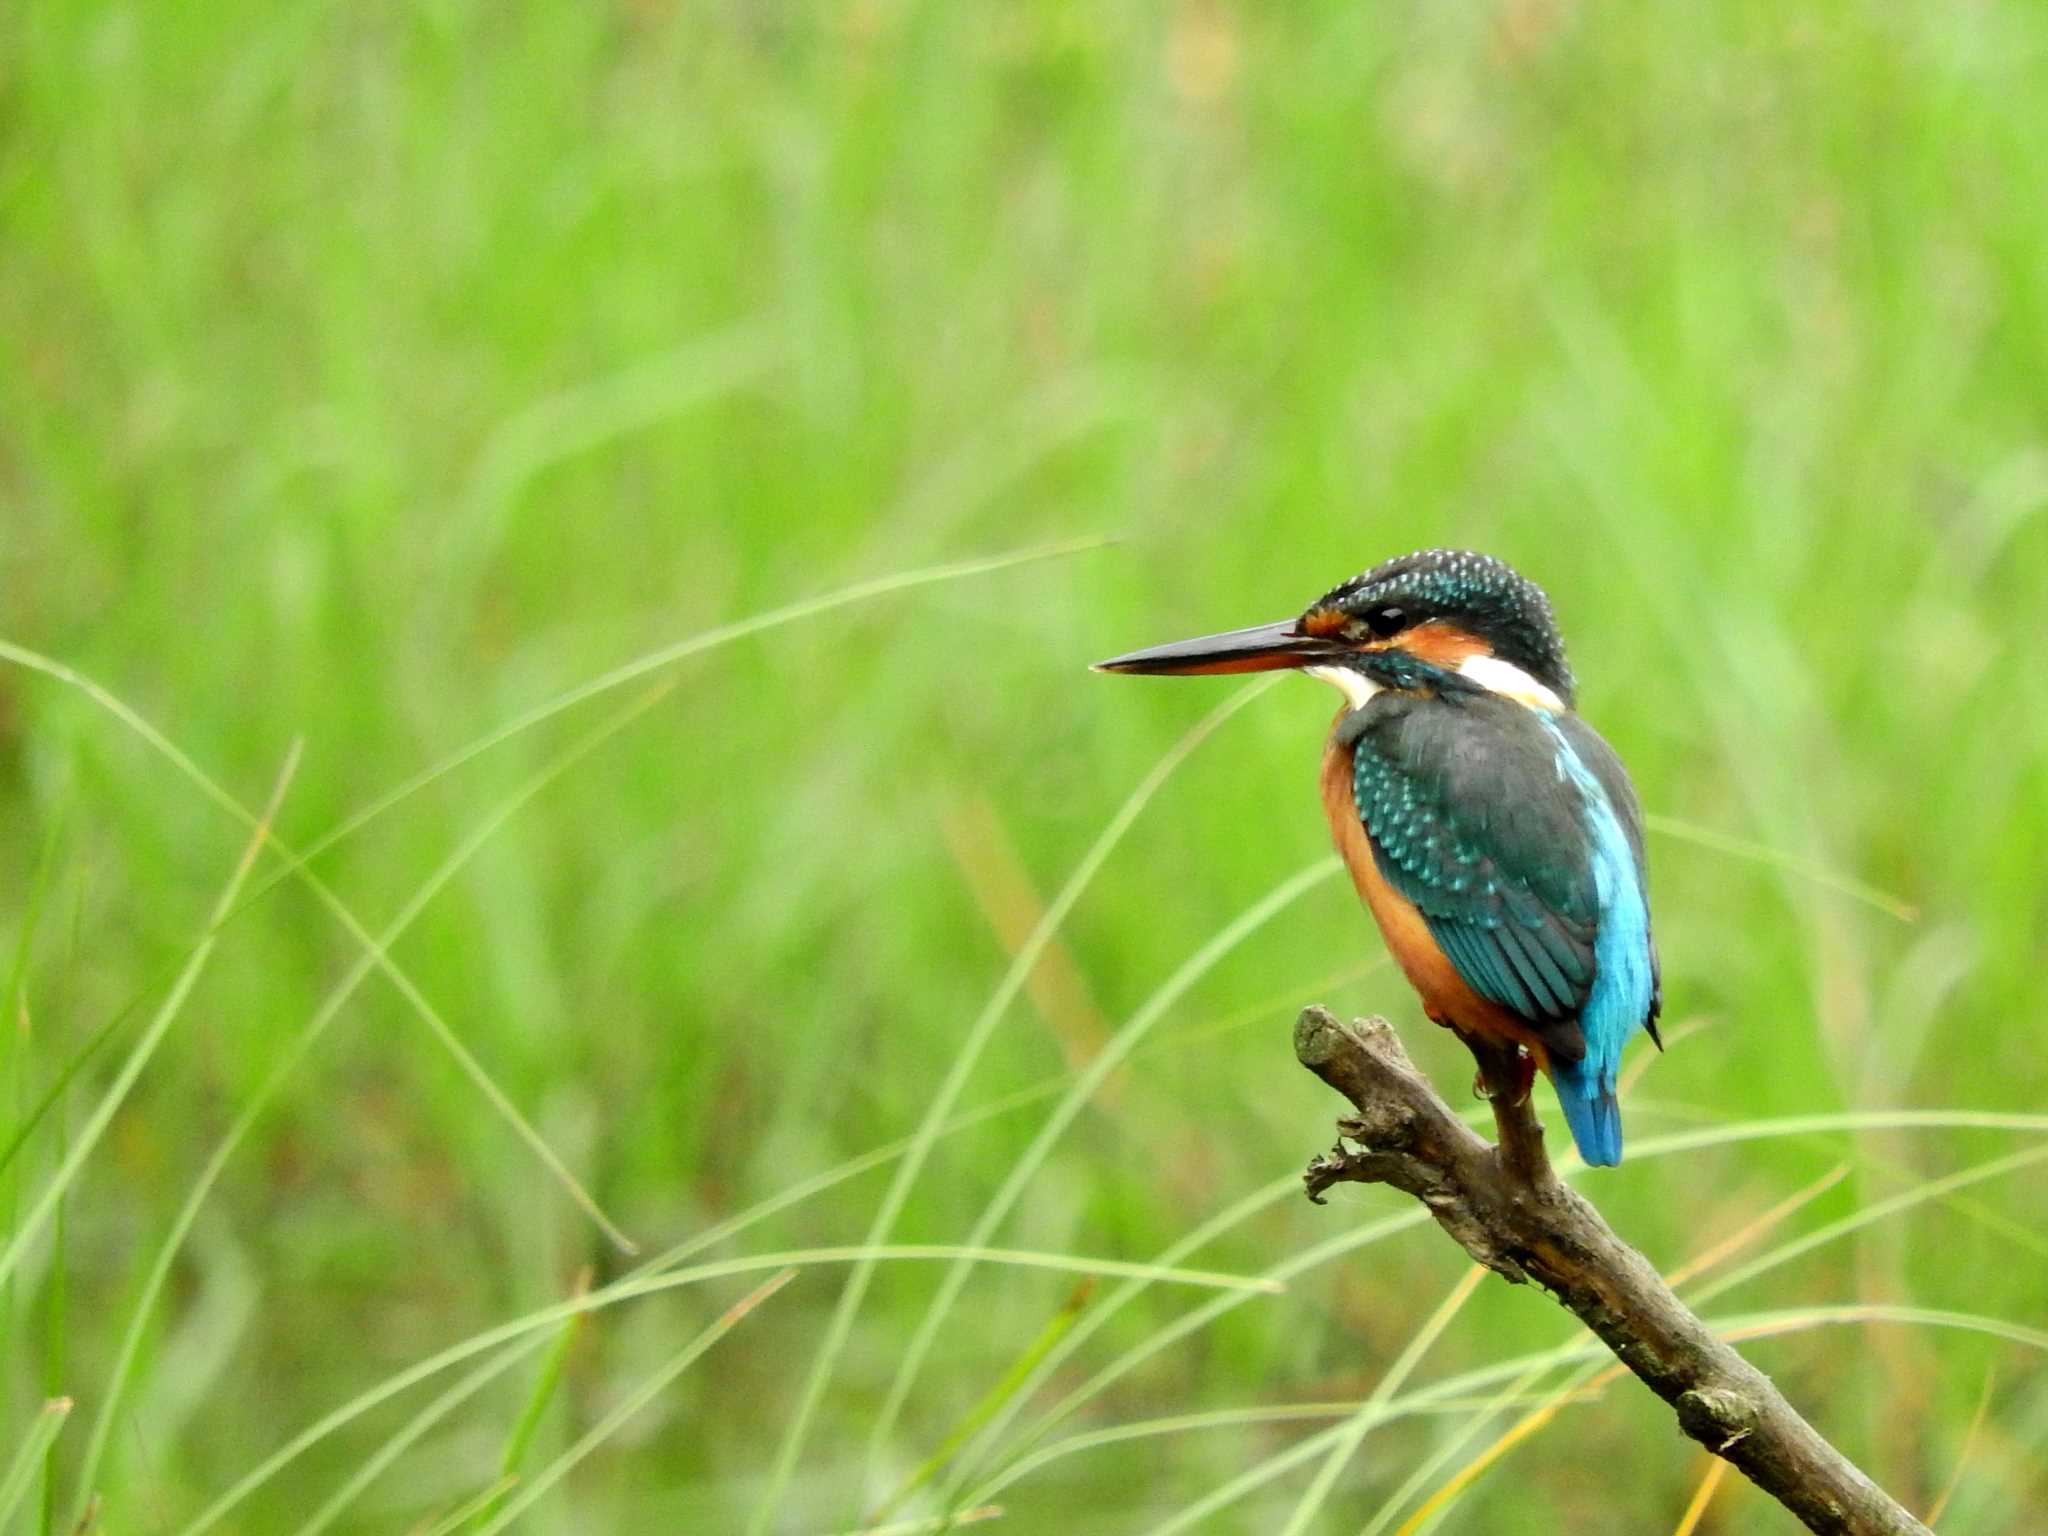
[1341,690,1597,917]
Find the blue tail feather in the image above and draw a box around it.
[1551,1066,1622,1167]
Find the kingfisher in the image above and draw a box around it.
[1096,549,1660,1167]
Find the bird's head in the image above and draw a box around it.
[1095,548,1574,711]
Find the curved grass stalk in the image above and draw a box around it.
[468,1270,797,1534]
[928,960,1391,1506]
[636,962,1384,1293]
[749,677,1285,1534]
[0,540,1105,1266]
[1644,813,1917,922]
[980,1343,1619,1522]
[1378,1356,1596,1536]
[1141,1420,1353,1536]
[954,1389,1599,1511]
[1923,1367,1997,1526]
[74,683,679,1521]
[976,1209,1435,1501]
[0,743,299,1297]
[1670,1458,1732,1536]
[933,1174,1306,1509]
[957,1270,2048,1536]
[1277,1266,1488,1536]
[1633,1109,2048,1155]
[822,1509,1005,1536]
[0,1397,73,1525]
[1718,1301,2048,1354]
[1689,1141,2048,1306]
[872,1277,1097,1523]
[852,856,1345,1527]
[266,537,1110,882]
[416,1477,520,1536]
[0,639,633,1253]
[290,1339,547,1536]
[191,968,1353,1533]
[171,1242,1278,1536]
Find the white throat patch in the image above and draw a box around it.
[1457,654,1565,712]
[1304,655,1564,713]
[1303,665,1382,710]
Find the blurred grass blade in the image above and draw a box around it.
[468,1269,798,1535]
[0,742,299,1295]
[1382,1361,1608,1536]
[73,683,680,1521]
[291,1340,547,1536]
[936,1174,1305,1507]
[0,997,127,1186]
[1670,1458,1732,1536]
[1690,1142,2048,1306]
[415,1478,520,1536]
[1662,1163,1852,1289]
[964,1395,1597,1506]
[478,1267,593,1528]
[0,1398,71,1526]
[1141,1421,1353,1536]
[1278,1265,1487,1536]
[1716,1302,2048,1355]
[982,1210,1434,1493]
[824,1510,1005,1536]
[0,641,636,1254]
[873,1277,1096,1524]
[454,321,784,557]
[1,795,66,1179]
[632,967,1382,1311]
[1643,814,1917,922]
[1924,1367,1995,1525]
[171,1242,1275,1536]
[280,535,1111,876]
[858,853,1343,1516]
[752,676,1283,1532]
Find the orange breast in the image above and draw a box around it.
[1319,730,1549,1065]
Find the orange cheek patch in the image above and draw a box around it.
[1390,621,1488,668]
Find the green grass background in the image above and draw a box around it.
[4,0,2048,1530]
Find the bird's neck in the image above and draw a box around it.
[1322,649,1569,749]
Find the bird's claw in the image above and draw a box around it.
[1472,1049,1538,1105]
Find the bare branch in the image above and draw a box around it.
[1294,1006,1931,1536]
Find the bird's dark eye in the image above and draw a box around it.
[1363,604,1408,639]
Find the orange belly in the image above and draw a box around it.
[1319,733,1549,1067]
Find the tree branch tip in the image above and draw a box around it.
[1291,1004,1347,1067]
[1293,1005,1401,1066]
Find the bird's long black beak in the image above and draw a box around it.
[1092,619,1340,676]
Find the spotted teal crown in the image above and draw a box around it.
[1307,549,1575,706]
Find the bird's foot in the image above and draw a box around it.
[1471,1048,1538,1105]
[1509,1049,1537,1104]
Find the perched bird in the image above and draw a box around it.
[1096,549,1659,1166]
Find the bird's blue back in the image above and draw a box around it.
[1538,716,1656,1165]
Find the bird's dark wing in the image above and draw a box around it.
[1343,691,1602,1035]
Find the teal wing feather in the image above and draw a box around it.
[1345,692,1601,1041]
